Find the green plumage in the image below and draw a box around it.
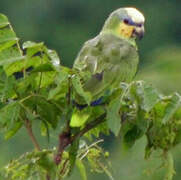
[73,8,144,103]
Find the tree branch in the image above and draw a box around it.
[71,113,106,143]
[24,119,41,151]
[54,113,106,165]
[25,119,51,180]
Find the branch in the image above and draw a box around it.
[163,151,175,180]
[54,113,106,165]
[25,119,51,180]
[71,113,106,142]
[24,119,41,151]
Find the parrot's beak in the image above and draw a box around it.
[132,26,145,40]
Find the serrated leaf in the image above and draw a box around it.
[76,159,87,180]
[162,93,181,124]
[0,101,20,126]
[106,96,121,136]
[0,67,16,100]
[72,75,92,104]
[5,121,22,140]
[70,107,92,127]
[0,16,25,76]
[130,81,160,112]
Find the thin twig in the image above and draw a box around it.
[24,119,41,151]
[67,76,71,105]
[24,119,51,180]
[60,159,69,176]
[79,139,104,160]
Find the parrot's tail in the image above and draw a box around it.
[73,97,103,110]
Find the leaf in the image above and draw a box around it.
[37,153,57,178]
[123,125,143,148]
[0,67,16,100]
[0,14,9,27]
[31,63,55,73]
[22,41,44,49]
[0,15,25,76]
[40,120,50,138]
[69,139,79,176]
[106,96,121,136]
[76,159,87,180]
[72,75,92,104]
[45,49,60,67]
[36,99,60,129]
[24,96,60,129]
[48,70,69,100]
[130,81,160,112]
[5,121,22,140]
[70,107,92,127]
[162,93,181,124]
[0,102,21,126]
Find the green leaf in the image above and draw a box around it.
[0,15,25,75]
[70,107,92,127]
[36,99,60,129]
[130,81,160,112]
[76,159,87,180]
[0,14,9,27]
[48,70,69,100]
[31,63,55,73]
[0,67,16,100]
[123,125,143,148]
[106,96,121,136]
[23,96,60,129]
[45,49,60,67]
[40,120,50,141]
[5,121,22,140]
[0,101,21,126]
[69,139,79,176]
[72,75,92,104]
[22,41,44,49]
[162,93,181,124]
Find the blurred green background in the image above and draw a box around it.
[0,0,181,179]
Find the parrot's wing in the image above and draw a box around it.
[73,33,139,97]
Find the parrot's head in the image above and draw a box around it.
[102,7,145,40]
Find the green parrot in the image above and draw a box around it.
[73,7,145,103]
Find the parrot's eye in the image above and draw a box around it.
[123,19,130,24]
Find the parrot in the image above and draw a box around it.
[73,7,145,105]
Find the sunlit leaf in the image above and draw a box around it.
[70,107,92,127]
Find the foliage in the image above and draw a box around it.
[0,13,181,180]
